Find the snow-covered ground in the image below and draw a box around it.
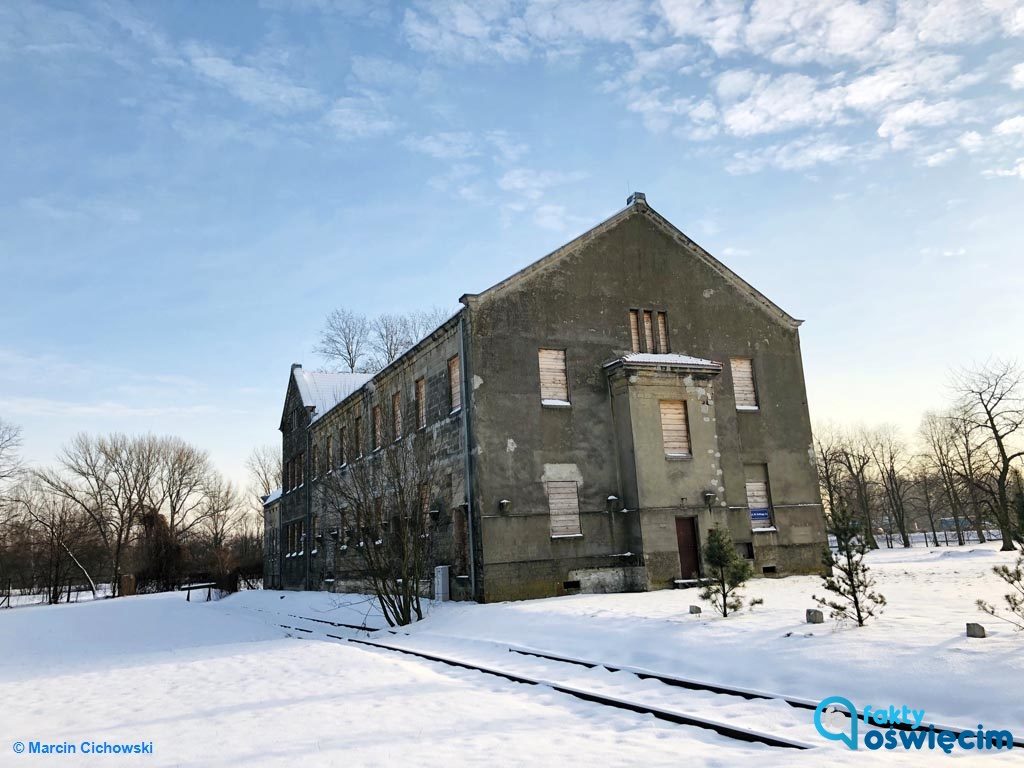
[0,543,1020,766]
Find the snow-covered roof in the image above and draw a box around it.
[294,369,373,420]
[263,488,282,506]
[604,353,723,372]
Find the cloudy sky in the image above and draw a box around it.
[1,0,1022,485]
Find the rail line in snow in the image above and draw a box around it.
[345,636,811,750]
[507,645,1024,748]
[262,607,1023,751]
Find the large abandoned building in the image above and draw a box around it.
[264,193,826,601]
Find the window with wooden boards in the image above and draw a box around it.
[659,400,691,457]
[643,310,655,352]
[538,348,570,405]
[354,417,363,458]
[372,405,382,450]
[546,480,582,538]
[730,357,758,410]
[629,309,670,353]
[448,355,462,412]
[339,426,347,466]
[745,480,773,529]
[415,378,426,430]
[391,391,402,440]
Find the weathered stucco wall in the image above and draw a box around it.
[466,203,824,601]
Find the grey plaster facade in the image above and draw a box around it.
[265,193,826,602]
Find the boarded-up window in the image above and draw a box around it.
[311,443,319,478]
[391,391,402,440]
[538,349,569,404]
[660,400,691,457]
[546,481,582,537]
[643,310,655,352]
[339,427,347,466]
[656,312,669,353]
[629,310,641,352]
[745,481,772,528]
[731,357,758,410]
[415,378,426,429]
[372,405,382,450]
[326,435,333,470]
[355,417,363,457]
[419,483,430,526]
[449,355,462,412]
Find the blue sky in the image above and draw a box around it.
[1,0,1023,486]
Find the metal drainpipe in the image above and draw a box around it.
[458,312,478,601]
[304,410,313,591]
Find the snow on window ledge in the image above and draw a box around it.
[752,526,777,533]
[736,405,760,412]
[551,533,584,539]
[541,399,572,408]
[664,452,692,460]
[449,406,463,416]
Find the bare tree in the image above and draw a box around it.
[316,307,455,375]
[814,424,847,520]
[920,412,967,545]
[246,444,282,506]
[9,480,101,602]
[835,429,880,549]
[0,419,22,490]
[315,308,371,373]
[407,306,453,341]
[369,313,413,369]
[868,426,914,548]
[319,394,443,626]
[35,433,158,596]
[951,361,1024,550]
[153,437,214,543]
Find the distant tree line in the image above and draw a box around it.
[0,423,269,604]
[815,360,1024,553]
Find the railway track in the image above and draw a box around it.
[346,636,811,750]
[254,605,1022,751]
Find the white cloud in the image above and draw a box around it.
[745,0,890,65]
[993,115,1024,135]
[1010,63,1024,89]
[727,135,854,174]
[924,147,957,166]
[486,131,528,163]
[876,99,961,149]
[497,168,587,200]
[983,158,1024,178]
[184,43,323,113]
[324,96,396,138]
[657,0,746,56]
[957,130,984,152]
[403,132,478,159]
[722,73,845,136]
[523,0,651,46]
[402,3,530,62]
[533,203,573,231]
[842,55,963,112]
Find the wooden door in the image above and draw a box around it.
[675,516,700,580]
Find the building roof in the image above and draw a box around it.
[263,488,282,506]
[462,192,801,329]
[604,352,724,374]
[293,368,373,421]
